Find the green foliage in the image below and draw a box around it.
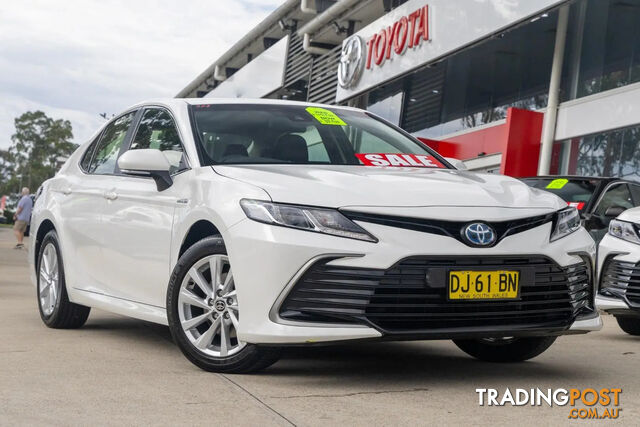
[0,111,76,195]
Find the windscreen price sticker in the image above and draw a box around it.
[356,153,445,168]
[306,107,347,126]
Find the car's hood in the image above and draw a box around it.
[618,206,640,223]
[213,165,564,211]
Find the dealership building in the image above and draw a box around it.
[177,0,640,179]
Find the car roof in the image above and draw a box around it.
[127,97,363,113]
[183,97,361,110]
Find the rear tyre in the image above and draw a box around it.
[453,336,557,362]
[37,230,90,329]
[167,236,281,373]
[615,316,640,336]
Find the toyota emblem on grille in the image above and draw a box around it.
[338,35,365,89]
[463,223,496,246]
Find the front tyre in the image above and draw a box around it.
[167,237,280,373]
[453,336,557,362]
[615,316,640,336]
[37,230,90,328]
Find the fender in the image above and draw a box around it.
[170,169,271,269]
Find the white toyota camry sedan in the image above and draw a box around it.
[29,99,601,373]
[597,206,640,336]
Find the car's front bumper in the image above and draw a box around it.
[596,234,640,317]
[225,210,601,345]
[596,294,637,314]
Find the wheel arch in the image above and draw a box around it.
[34,219,56,270]
[178,220,222,258]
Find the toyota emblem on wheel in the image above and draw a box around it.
[338,35,365,89]
[214,300,226,312]
[463,223,496,246]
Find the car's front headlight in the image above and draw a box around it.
[240,199,378,242]
[608,219,640,245]
[550,207,581,242]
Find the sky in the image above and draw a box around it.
[0,0,283,149]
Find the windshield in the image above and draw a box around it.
[522,177,599,210]
[190,104,449,168]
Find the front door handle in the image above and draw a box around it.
[62,188,72,196]
[104,191,118,201]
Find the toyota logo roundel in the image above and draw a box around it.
[338,35,365,89]
[463,223,496,246]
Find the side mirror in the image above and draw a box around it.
[118,149,173,191]
[583,213,604,230]
[604,205,626,218]
[444,157,467,170]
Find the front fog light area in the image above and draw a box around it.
[240,199,378,242]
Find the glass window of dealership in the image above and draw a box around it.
[363,0,640,181]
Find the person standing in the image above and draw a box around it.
[13,187,33,250]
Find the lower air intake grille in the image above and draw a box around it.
[600,259,640,305]
[279,256,592,333]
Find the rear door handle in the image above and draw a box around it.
[63,188,72,196]
[104,191,118,201]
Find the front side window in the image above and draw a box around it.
[80,133,101,172]
[89,111,136,174]
[594,184,634,216]
[130,108,186,174]
[190,104,449,168]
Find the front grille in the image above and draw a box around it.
[340,211,554,248]
[279,256,592,334]
[600,259,640,305]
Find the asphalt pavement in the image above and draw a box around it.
[0,228,638,426]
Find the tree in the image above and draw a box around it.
[0,111,76,195]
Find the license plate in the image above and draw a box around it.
[448,270,520,300]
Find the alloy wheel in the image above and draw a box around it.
[178,254,245,357]
[39,243,60,316]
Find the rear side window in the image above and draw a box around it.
[130,108,186,174]
[89,112,136,174]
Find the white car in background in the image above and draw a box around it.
[29,99,600,373]
[597,206,640,335]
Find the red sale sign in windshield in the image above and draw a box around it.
[356,153,445,168]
